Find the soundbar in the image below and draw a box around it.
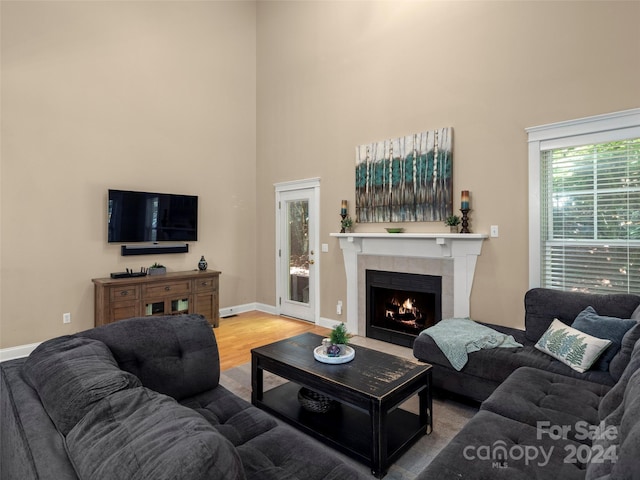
[121,243,189,256]
[111,271,147,279]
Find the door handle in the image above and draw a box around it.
[309,259,315,265]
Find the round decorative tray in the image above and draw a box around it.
[313,345,355,364]
[385,227,404,233]
[297,387,337,413]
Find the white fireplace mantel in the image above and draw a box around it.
[330,232,488,335]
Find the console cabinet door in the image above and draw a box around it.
[193,275,219,327]
[108,285,141,323]
[194,291,218,327]
[111,300,140,322]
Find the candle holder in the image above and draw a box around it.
[340,213,348,233]
[460,209,471,233]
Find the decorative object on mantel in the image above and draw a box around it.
[148,263,166,275]
[385,227,404,233]
[198,255,208,271]
[460,190,471,233]
[444,214,461,233]
[339,200,354,233]
[355,127,452,223]
[341,216,353,233]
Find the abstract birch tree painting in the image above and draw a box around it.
[355,128,452,223]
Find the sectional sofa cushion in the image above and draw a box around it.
[587,368,640,480]
[609,321,640,381]
[571,306,637,371]
[180,384,278,446]
[420,318,523,371]
[481,367,610,443]
[1,358,79,480]
[236,425,364,480]
[414,333,614,390]
[79,314,219,400]
[66,386,245,480]
[524,288,640,343]
[607,368,640,479]
[21,336,141,435]
[414,410,587,480]
[599,338,640,421]
[535,319,611,373]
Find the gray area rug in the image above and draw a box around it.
[220,362,477,479]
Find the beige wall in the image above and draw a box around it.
[256,1,640,328]
[1,1,257,348]
[2,1,639,350]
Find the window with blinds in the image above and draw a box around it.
[540,138,640,293]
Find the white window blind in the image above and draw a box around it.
[540,138,640,293]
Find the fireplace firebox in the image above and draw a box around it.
[366,270,441,347]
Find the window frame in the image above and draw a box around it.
[526,108,640,289]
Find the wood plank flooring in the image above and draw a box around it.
[215,311,331,371]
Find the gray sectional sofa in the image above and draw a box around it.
[413,288,640,403]
[1,314,368,480]
[414,288,640,479]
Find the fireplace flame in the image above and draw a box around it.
[384,297,423,325]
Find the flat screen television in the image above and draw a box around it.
[108,189,198,243]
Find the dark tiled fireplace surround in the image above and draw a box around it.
[366,269,442,347]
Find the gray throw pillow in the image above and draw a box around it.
[22,336,141,435]
[571,306,636,371]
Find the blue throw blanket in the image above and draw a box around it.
[420,318,523,371]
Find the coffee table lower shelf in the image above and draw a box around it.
[255,381,426,471]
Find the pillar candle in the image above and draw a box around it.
[341,200,348,215]
[461,191,470,210]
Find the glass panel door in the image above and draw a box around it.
[287,199,309,304]
[277,184,318,322]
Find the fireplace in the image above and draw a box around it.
[366,270,442,347]
[331,232,487,338]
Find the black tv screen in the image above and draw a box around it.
[108,189,198,243]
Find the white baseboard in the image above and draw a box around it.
[219,303,257,317]
[0,342,41,362]
[255,303,277,315]
[219,302,277,317]
[220,303,343,332]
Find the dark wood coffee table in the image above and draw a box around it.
[251,332,432,478]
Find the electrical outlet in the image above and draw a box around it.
[63,313,71,324]
[336,301,343,315]
[490,225,499,238]
[321,243,329,253]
